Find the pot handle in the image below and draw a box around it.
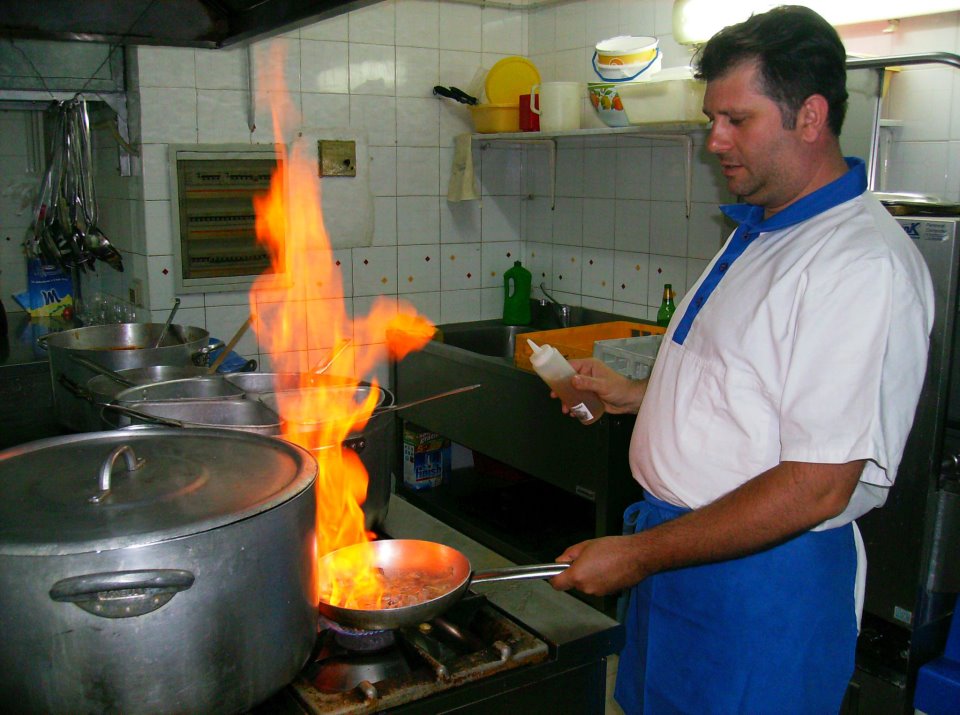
[49,569,196,618]
[89,444,146,503]
[471,562,570,585]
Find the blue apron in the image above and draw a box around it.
[614,493,858,715]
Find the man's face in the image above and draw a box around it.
[702,61,807,213]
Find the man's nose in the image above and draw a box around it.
[705,122,727,154]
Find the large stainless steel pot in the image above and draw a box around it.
[0,429,317,714]
[39,322,216,432]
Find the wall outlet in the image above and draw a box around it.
[317,140,357,177]
[129,278,144,307]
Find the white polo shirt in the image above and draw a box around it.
[631,160,934,529]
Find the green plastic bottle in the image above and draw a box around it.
[502,260,532,325]
[657,283,676,327]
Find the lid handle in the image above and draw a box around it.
[90,445,146,504]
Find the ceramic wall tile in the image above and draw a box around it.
[649,200,688,257]
[145,254,176,309]
[482,6,524,55]
[528,6,556,56]
[481,241,522,288]
[650,144,687,201]
[143,199,174,257]
[946,142,960,201]
[647,253,688,305]
[525,241,553,288]
[205,303,258,356]
[524,196,554,244]
[301,40,350,94]
[552,197,583,246]
[195,48,246,91]
[440,242,482,291]
[252,38,301,95]
[481,195,522,243]
[136,47,196,88]
[584,0,619,46]
[555,2,586,51]
[614,199,650,252]
[301,12,348,41]
[398,196,440,245]
[440,288,482,322]
[612,300,651,321]
[479,146,522,196]
[441,200,482,244]
[368,146,397,196]
[886,67,953,142]
[397,47,439,98]
[397,244,440,293]
[690,139,732,203]
[140,144,171,202]
[350,95,397,147]
[885,140,951,196]
[198,90,252,143]
[302,93,350,128]
[686,202,726,261]
[479,285,504,320]
[401,290,441,326]
[583,146,618,199]
[613,251,648,305]
[373,196,398,245]
[685,257,710,294]
[619,0,656,36]
[438,3,482,52]
[352,246,398,295]
[552,244,582,294]
[139,88,198,144]
[349,43,397,96]
[397,147,440,195]
[349,2,396,46]
[583,198,615,249]
[556,145,585,196]
[249,91,302,145]
[615,143,652,200]
[581,248,614,299]
[582,294,615,313]
[397,1,440,49]
[439,105,474,145]
[397,97,440,146]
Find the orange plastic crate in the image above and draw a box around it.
[514,321,665,371]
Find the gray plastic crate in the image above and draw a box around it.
[593,334,663,379]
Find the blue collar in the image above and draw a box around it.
[719,157,867,234]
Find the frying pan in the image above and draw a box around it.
[316,539,568,630]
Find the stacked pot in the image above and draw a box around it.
[588,35,662,128]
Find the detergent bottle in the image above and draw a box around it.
[502,260,532,325]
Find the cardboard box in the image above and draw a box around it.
[402,423,451,490]
[12,259,73,318]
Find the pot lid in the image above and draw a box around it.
[0,429,316,556]
[485,56,541,105]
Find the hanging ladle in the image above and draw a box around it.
[154,298,181,349]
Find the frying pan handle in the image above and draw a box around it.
[471,562,570,584]
[49,569,195,618]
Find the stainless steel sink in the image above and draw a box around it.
[433,305,636,361]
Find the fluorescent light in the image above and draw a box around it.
[672,0,960,45]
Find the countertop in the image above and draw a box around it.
[383,493,624,662]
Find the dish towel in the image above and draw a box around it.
[447,133,479,202]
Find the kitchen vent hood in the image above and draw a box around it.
[0,0,379,49]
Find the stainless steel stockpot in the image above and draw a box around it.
[0,428,318,714]
[39,322,216,432]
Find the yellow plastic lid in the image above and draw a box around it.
[485,56,541,105]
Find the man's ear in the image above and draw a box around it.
[797,94,830,141]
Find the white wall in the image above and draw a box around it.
[4,0,960,380]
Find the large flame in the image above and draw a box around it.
[251,45,434,611]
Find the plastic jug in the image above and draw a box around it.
[503,260,532,325]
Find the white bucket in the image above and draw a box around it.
[592,36,661,83]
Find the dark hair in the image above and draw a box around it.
[693,5,848,136]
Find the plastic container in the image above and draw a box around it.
[593,36,661,83]
[588,82,630,127]
[527,338,605,425]
[514,321,665,371]
[593,334,663,380]
[617,66,708,125]
[503,260,532,325]
[470,103,519,133]
[485,56,541,105]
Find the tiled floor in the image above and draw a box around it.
[606,655,625,714]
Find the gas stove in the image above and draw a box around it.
[253,497,623,714]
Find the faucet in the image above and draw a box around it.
[539,282,571,328]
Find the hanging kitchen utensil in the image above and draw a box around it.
[310,337,352,377]
[154,298,181,348]
[27,98,124,273]
[207,316,253,373]
[433,86,479,105]
[316,539,569,630]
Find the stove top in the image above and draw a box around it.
[257,593,549,714]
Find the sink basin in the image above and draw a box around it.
[433,304,648,361]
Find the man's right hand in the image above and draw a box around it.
[557,357,647,414]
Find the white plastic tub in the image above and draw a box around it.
[618,67,708,125]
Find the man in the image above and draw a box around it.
[549,6,934,714]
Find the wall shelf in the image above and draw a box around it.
[470,123,707,216]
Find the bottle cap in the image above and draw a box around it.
[527,338,542,354]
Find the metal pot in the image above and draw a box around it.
[102,381,397,530]
[0,428,317,714]
[86,364,213,406]
[39,322,217,432]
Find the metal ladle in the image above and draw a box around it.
[154,298,181,349]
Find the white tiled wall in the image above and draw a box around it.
[4,0,960,378]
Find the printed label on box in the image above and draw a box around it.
[402,424,451,490]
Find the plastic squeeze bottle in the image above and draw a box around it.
[526,339,604,425]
